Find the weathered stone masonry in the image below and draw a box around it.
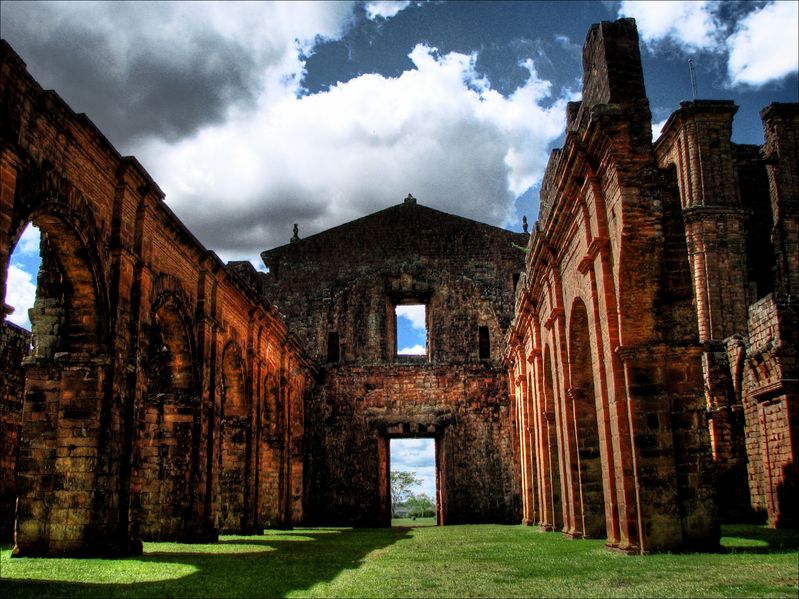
[0,41,314,555]
[506,18,798,555]
[261,198,527,525]
[1,16,797,559]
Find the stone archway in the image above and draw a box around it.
[542,346,564,532]
[258,372,285,529]
[217,342,252,534]
[136,294,201,540]
[8,210,119,555]
[567,297,606,539]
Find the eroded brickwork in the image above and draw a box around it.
[743,295,798,527]
[507,18,798,556]
[262,198,526,525]
[0,41,313,556]
[1,16,796,560]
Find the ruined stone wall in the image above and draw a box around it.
[508,18,798,554]
[742,295,798,527]
[739,103,799,528]
[0,40,313,556]
[652,102,798,528]
[262,197,526,526]
[262,199,527,363]
[507,18,719,553]
[304,364,518,526]
[0,321,30,541]
[654,100,757,521]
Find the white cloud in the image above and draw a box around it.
[2,2,567,262]
[396,304,426,330]
[727,1,799,87]
[391,438,436,499]
[619,1,798,90]
[365,1,411,21]
[140,43,567,260]
[398,344,426,355]
[5,265,36,330]
[619,0,723,52]
[15,224,40,255]
[652,117,669,140]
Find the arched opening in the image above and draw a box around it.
[0,224,37,542]
[217,342,251,534]
[3,211,112,555]
[542,347,563,531]
[567,298,606,539]
[27,213,105,355]
[136,297,200,540]
[258,372,284,528]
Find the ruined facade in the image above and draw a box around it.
[0,16,797,559]
[0,41,314,556]
[506,18,798,554]
[261,197,527,525]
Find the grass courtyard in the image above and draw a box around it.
[1,523,797,598]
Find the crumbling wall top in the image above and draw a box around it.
[581,18,646,110]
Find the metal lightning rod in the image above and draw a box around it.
[688,58,698,100]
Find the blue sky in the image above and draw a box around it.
[391,438,436,499]
[396,304,426,355]
[2,1,796,267]
[2,1,797,489]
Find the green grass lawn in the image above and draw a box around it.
[1,524,797,598]
[391,517,436,527]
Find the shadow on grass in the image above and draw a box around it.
[720,523,799,554]
[2,527,411,599]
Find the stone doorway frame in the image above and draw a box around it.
[379,430,445,526]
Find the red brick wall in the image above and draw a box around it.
[262,197,526,525]
[304,364,518,525]
[742,295,798,527]
[507,18,720,553]
[0,41,312,556]
[509,19,799,551]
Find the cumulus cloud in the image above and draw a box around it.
[15,223,41,255]
[651,117,669,141]
[391,438,436,498]
[1,2,567,263]
[398,344,426,356]
[6,265,36,330]
[619,1,798,89]
[140,44,567,260]
[5,224,40,330]
[396,304,426,330]
[365,1,411,21]
[0,1,358,147]
[727,1,799,87]
[619,0,722,52]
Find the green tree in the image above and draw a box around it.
[390,470,421,515]
[406,492,436,518]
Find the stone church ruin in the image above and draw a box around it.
[0,18,796,557]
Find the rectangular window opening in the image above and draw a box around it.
[327,331,340,363]
[479,325,490,360]
[395,303,427,359]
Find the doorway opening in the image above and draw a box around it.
[388,437,439,526]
